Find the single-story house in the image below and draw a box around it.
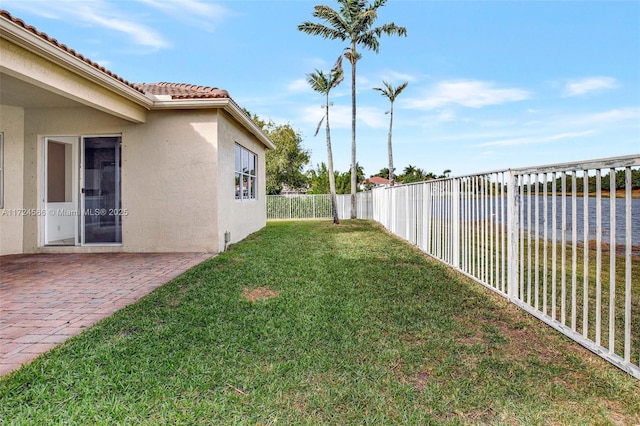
[0,10,275,255]
[360,176,390,191]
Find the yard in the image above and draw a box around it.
[1,220,639,425]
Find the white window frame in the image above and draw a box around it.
[235,143,257,201]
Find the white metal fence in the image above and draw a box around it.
[372,155,640,379]
[267,193,373,220]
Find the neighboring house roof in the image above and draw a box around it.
[365,176,390,185]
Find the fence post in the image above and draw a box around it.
[451,178,460,268]
[506,170,519,301]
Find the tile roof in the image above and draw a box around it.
[137,82,229,99]
[1,9,144,94]
[366,176,390,185]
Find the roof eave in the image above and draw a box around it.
[151,98,276,150]
[0,16,152,109]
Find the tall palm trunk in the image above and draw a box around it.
[387,101,395,186]
[374,80,408,188]
[325,93,340,224]
[350,41,358,219]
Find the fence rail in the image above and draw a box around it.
[266,154,639,379]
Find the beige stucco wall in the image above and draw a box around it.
[0,105,25,255]
[216,110,267,252]
[123,109,219,252]
[20,107,220,253]
[7,101,266,254]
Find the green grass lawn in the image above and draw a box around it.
[1,220,639,425]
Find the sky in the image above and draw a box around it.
[3,0,639,178]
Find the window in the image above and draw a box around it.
[0,133,3,209]
[235,144,257,200]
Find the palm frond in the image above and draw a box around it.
[331,55,343,74]
[355,31,380,52]
[307,70,330,93]
[394,81,409,98]
[374,80,409,102]
[331,56,344,87]
[306,4,349,37]
[314,114,326,137]
[373,23,407,38]
[332,71,344,88]
[341,0,368,25]
[298,22,346,41]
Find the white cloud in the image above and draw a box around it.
[478,130,595,147]
[564,77,618,97]
[135,0,231,32]
[436,109,456,122]
[378,70,418,83]
[568,107,640,125]
[80,9,169,50]
[299,104,386,130]
[287,78,310,93]
[357,106,388,129]
[4,0,169,50]
[3,0,232,49]
[405,80,530,110]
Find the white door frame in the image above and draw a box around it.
[42,136,80,246]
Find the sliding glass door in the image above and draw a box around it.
[82,136,122,244]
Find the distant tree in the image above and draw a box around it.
[615,168,640,190]
[307,163,333,194]
[399,164,433,183]
[353,162,365,190]
[308,163,364,195]
[299,0,407,218]
[251,114,310,195]
[439,169,452,179]
[375,167,390,179]
[335,170,353,194]
[373,80,408,186]
[308,163,349,195]
[399,164,416,182]
[307,57,344,224]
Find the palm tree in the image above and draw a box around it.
[401,164,429,183]
[373,80,408,186]
[307,58,344,224]
[401,164,417,182]
[299,0,407,218]
[377,167,390,179]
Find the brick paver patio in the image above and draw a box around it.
[0,252,214,376]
